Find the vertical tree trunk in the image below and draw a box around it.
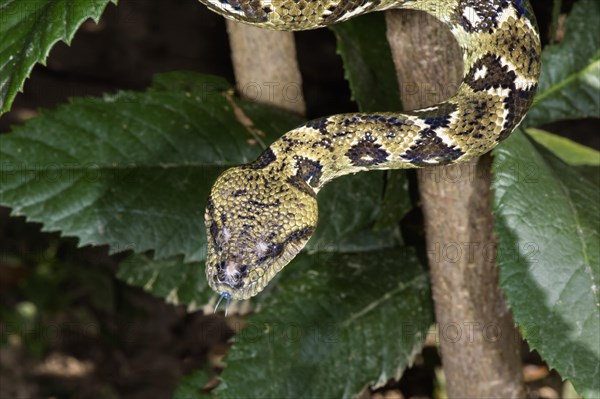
[385,10,526,398]
[226,21,306,115]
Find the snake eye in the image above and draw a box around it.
[269,244,283,257]
[258,244,284,263]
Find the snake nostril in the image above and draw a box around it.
[215,260,227,283]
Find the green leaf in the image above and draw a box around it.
[330,12,402,113]
[524,0,600,127]
[173,369,211,399]
[492,131,600,397]
[526,128,599,190]
[1,71,393,264]
[117,254,211,311]
[0,0,116,114]
[306,172,386,252]
[373,171,413,231]
[527,128,600,166]
[0,72,300,261]
[216,248,433,399]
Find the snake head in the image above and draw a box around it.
[205,165,318,300]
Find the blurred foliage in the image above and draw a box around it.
[0,236,116,357]
[0,0,116,114]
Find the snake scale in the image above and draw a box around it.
[199,0,541,306]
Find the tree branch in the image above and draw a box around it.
[385,9,526,398]
[226,21,305,115]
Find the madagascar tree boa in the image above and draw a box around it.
[198,0,541,310]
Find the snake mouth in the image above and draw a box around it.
[206,238,308,301]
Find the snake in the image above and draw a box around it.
[199,0,541,307]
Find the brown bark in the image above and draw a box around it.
[385,10,526,398]
[226,21,306,115]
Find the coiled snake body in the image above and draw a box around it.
[200,0,541,302]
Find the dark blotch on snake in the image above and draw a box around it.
[286,176,317,198]
[346,134,389,167]
[402,129,464,166]
[455,0,508,33]
[499,86,537,140]
[244,148,277,170]
[465,54,517,92]
[294,156,324,188]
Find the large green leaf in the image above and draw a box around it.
[523,0,600,127]
[330,12,402,113]
[306,172,386,252]
[215,248,433,399]
[0,73,276,261]
[373,170,412,231]
[0,0,116,114]
[492,131,600,397]
[1,72,391,263]
[527,128,600,166]
[117,254,211,311]
[527,128,599,188]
